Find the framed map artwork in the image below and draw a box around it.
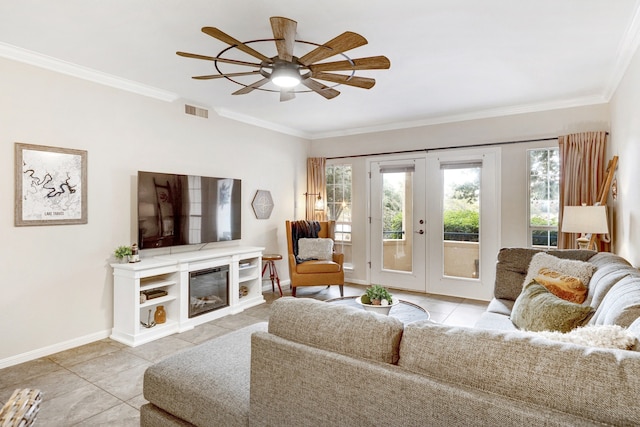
[15,143,88,226]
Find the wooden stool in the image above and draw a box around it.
[262,254,283,297]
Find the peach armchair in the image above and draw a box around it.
[285,220,344,297]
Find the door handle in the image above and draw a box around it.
[415,230,424,234]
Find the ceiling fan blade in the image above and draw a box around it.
[309,56,391,73]
[202,27,271,62]
[192,71,261,80]
[270,17,297,62]
[280,88,296,102]
[176,51,262,68]
[311,72,376,89]
[298,31,368,65]
[301,78,340,100]
[232,78,271,95]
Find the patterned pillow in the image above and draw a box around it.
[297,238,334,261]
[534,267,588,303]
[511,281,594,332]
[523,252,596,294]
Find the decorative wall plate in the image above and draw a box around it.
[252,190,274,219]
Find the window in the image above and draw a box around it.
[528,148,559,248]
[326,164,352,266]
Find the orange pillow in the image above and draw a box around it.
[534,268,587,304]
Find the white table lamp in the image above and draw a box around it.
[561,205,609,250]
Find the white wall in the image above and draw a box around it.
[0,58,309,366]
[610,45,640,267]
[312,104,610,283]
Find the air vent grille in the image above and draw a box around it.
[185,104,208,118]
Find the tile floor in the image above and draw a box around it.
[0,283,487,426]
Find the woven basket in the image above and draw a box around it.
[0,389,42,427]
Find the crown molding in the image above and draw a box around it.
[310,95,608,140]
[602,2,640,100]
[0,42,179,103]
[214,107,312,139]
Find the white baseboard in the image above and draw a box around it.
[0,330,111,370]
[261,278,291,293]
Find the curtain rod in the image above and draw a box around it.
[325,133,606,160]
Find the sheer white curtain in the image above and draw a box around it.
[558,131,608,250]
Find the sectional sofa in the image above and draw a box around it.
[141,248,640,426]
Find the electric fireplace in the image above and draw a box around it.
[189,266,229,318]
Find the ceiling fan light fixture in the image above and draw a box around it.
[179,17,390,100]
[271,63,301,88]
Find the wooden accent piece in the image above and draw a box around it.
[312,72,376,89]
[232,78,271,95]
[280,89,295,102]
[309,56,391,72]
[301,79,340,99]
[588,155,618,249]
[176,52,262,68]
[270,17,297,62]
[201,27,271,62]
[299,31,368,65]
[192,71,260,80]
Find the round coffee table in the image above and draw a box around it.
[325,296,430,325]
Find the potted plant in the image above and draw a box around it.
[357,285,398,315]
[114,245,132,263]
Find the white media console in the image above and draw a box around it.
[111,246,264,347]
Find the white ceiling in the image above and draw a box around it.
[1,0,639,139]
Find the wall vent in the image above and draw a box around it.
[185,104,208,118]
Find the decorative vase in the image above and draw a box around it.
[154,305,166,324]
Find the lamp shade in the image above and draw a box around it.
[561,205,609,234]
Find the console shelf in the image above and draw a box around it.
[111,246,264,346]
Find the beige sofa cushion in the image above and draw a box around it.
[494,248,595,301]
[398,321,640,426]
[590,276,640,327]
[143,322,267,427]
[268,297,404,364]
[586,262,638,308]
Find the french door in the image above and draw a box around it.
[369,157,427,292]
[368,149,500,301]
[426,149,500,301]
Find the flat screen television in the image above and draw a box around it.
[137,171,241,249]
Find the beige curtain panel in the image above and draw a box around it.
[306,157,326,221]
[558,131,608,250]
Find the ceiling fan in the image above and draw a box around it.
[177,16,391,101]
